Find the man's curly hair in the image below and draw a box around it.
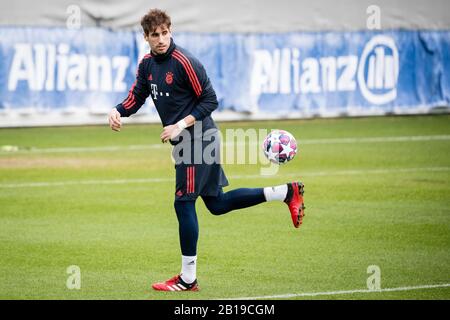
[141,9,171,35]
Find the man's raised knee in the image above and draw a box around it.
[206,205,227,216]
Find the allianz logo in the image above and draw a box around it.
[250,35,399,105]
[7,43,130,92]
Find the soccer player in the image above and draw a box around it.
[108,9,305,292]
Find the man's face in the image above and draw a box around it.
[145,25,172,55]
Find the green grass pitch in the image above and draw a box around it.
[0,115,449,300]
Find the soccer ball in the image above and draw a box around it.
[262,130,298,164]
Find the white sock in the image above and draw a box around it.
[180,255,197,284]
[263,184,288,202]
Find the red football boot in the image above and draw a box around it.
[284,182,305,228]
[152,274,199,292]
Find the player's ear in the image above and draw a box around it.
[143,33,149,41]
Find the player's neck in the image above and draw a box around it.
[152,38,175,62]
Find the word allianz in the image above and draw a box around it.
[8,43,130,92]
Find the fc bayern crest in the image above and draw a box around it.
[165,72,173,85]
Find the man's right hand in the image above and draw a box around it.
[108,108,122,131]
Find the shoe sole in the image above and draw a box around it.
[152,283,200,292]
[295,182,305,228]
[152,286,200,292]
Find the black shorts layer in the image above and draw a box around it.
[175,163,229,200]
[172,130,229,201]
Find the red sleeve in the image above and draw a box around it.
[116,54,151,117]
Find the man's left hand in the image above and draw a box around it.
[160,124,182,143]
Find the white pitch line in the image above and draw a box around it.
[0,144,165,154]
[1,135,449,154]
[0,166,449,189]
[224,283,450,300]
[0,178,173,188]
[299,135,450,145]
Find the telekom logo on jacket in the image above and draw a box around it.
[150,83,170,99]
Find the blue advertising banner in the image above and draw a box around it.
[0,27,449,120]
[0,27,137,113]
